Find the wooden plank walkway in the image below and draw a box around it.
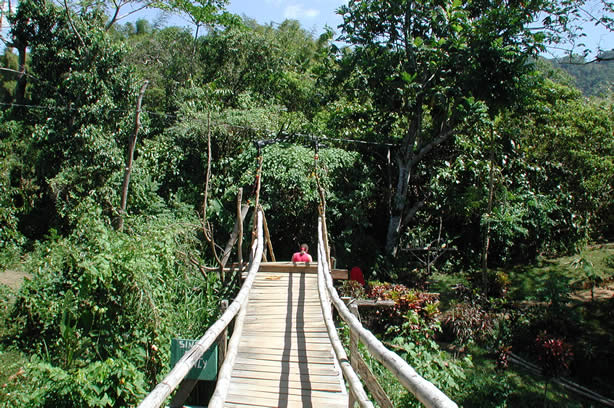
[225,265,348,408]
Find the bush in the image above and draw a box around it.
[2,204,223,406]
[535,331,574,378]
[442,301,495,346]
[366,282,439,333]
[338,279,366,299]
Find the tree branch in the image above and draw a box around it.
[0,67,39,80]
[400,198,427,229]
[106,1,158,30]
[409,126,455,169]
[63,0,85,48]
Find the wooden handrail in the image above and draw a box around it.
[317,216,458,408]
[316,226,373,408]
[138,210,264,408]
[207,297,249,407]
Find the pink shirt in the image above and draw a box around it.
[292,252,313,263]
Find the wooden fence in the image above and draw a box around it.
[317,216,458,408]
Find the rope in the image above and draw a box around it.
[0,101,399,148]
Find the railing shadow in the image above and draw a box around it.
[277,271,312,407]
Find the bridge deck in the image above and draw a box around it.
[225,266,348,407]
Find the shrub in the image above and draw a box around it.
[535,331,574,378]
[2,204,222,406]
[442,301,495,346]
[338,279,366,299]
[367,282,439,333]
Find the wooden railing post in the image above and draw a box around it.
[349,303,393,408]
[349,303,360,408]
[218,300,228,371]
[317,214,457,408]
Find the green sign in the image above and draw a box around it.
[170,339,218,381]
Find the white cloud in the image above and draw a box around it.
[284,4,320,19]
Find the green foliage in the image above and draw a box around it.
[4,0,142,237]
[442,301,495,346]
[2,201,221,405]
[569,254,614,300]
[223,143,374,260]
[338,280,366,299]
[337,0,548,255]
[503,77,614,243]
[535,331,574,378]
[386,311,472,406]
[0,355,146,407]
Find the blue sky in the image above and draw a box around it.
[149,0,348,37]
[1,0,611,57]
[227,0,348,35]
[149,0,611,57]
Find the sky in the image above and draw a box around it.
[0,0,612,58]
[147,0,611,58]
[149,0,348,37]
[227,0,348,35]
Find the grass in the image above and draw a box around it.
[504,247,614,301]
[428,244,614,406]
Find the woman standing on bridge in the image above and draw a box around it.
[291,243,313,265]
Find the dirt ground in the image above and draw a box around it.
[570,283,614,302]
[0,269,30,291]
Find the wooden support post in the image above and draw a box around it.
[251,155,263,250]
[168,379,198,408]
[349,303,360,408]
[348,390,356,408]
[261,210,276,262]
[218,300,228,372]
[236,189,244,268]
[349,303,394,408]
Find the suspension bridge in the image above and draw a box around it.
[137,204,458,408]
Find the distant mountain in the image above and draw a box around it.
[545,51,614,97]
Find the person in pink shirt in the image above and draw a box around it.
[291,243,313,265]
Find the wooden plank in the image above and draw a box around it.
[226,398,346,408]
[225,391,347,407]
[242,318,326,326]
[237,353,334,365]
[241,330,329,337]
[240,326,328,333]
[237,346,333,358]
[240,330,329,338]
[232,368,342,383]
[245,305,323,311]
[242,317,325,324]
[231,361,339,376]
[230,376,344,392]
[235,356,336,367]
[240,334,331,343]
[242,263,348,280]
[228,385,346,401]
[237,340,330,347]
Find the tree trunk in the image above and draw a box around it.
[385,162,412,256]
[117,80,149,231]
[15,43,27,105]
[481,127,496,292]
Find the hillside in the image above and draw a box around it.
[547,51,614,96]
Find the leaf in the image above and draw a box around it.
[400,71,417,84]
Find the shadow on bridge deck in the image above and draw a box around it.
[225,263,348,408]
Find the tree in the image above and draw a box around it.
[501,75,614,243]
[5,0,139,235]
[539,0,614,61]
[337,0,547,256]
